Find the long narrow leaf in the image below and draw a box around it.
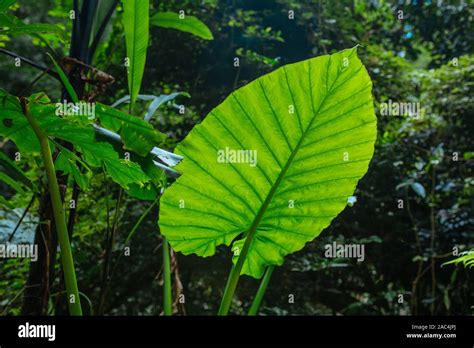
[0,151,33,190]
[0,171,27,194]
[47,53,80,103]
[0,0,15,12]
[122,0,149,111]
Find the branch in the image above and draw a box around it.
[0,48,60,80]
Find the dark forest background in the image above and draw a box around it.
[0,0,473,315]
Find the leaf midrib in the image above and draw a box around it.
[240,55,354,257]
[130,2,139,101]
[126,1,144,104]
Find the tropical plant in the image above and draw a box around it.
[2,0,470,318]
[159,47,377,315]
[443,251,474,269]
[0,0,213,315]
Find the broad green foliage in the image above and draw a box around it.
[0,0,15,12]
[48,52,166,173]
[159,48,377,278]
[53,143,92,190]
[0,91,48,153]
[0,12,64,38]
[95,103,166,157]
[151,11,213,40]
[122,0,149,110]
[0,91,152,190]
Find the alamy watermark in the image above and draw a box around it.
[0,243,38,262]
[55,100,96,120]
[324,242,365,262]
[18,322,55,341]
[217,147,257,167]
[379,99,422,118]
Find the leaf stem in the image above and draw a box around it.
[21,98,82,316]
[218,230,256,315]
[248,266,274,316]
[218,84,311,314]
[162,235,172,315]
[125,196,160,244]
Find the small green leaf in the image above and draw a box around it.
[53,141,92,190]
[410,182,426,198]
[0,90,40,153]
[151,11,213,40]
[103,157,150,190]
[55,152,92,190]
[95,103,166,157]
[47,53,79,103]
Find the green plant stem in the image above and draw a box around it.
[125,196,160,244]
[21,99,82,316]
[218,98,308,315]
[162,235,172,315]
[218,229,255,315]
[248,266,274,316]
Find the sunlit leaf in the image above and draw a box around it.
[151,11,213,40]
[442,251,474,269]
[159,48,377,278]
[0,91,152,190]
[95,103,166,157]
[122,0,149,110]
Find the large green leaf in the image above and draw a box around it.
[150,11,213,40]
[0,91,93,153]
[122,0,149,110]
[159,48,377,278]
